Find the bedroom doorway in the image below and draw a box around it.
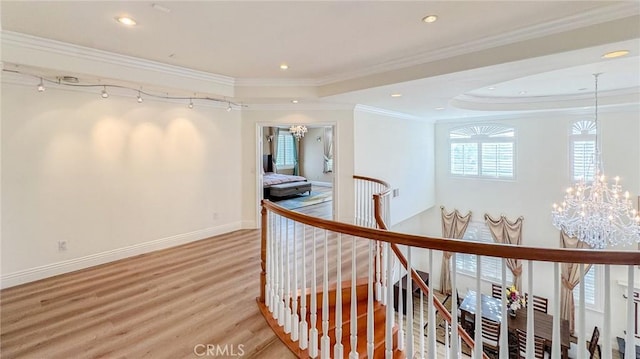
[259,125,335,220]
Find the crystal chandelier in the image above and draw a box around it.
[289,125,307,141]
[551,74,640,249]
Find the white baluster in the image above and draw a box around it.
[309,228,319,358]
[406,247,414,359]
[398,262,405,351]
[577,263,585,359]
[500,259,508,359]
[300,225,308,349]
[552,262,560,359]
[625,265,634,359]
[277,216,285,325]
[527,260,534,359]
[450,253,458,358]
[381,242,387,306]
[428,249,436,359]
[334,234,344,359]
[367,241,374,358]
[292,222,299,342]
[419,290,425,359]
[444,321,450,359]
[474,255,482,359]
[266,212,272,311]
[320,230,330,359]
[376,241,382,302]
[285,219,292,335]
[349,236,359,359]
[602,265,611,359]
[385,243,394,359]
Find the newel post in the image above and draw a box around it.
[260,202,267,303]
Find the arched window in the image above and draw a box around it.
[449,125,515,179]
[569,120,596,182]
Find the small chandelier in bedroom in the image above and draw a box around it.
[551,73,640,249]
[289,125,308,141]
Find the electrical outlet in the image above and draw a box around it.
[58,240,67,251]
[393,188,400,198]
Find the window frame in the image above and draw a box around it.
[573,264,601,312]
[275,132,296,169]
[568,120,597,183]
[449,124,517,180]
[455,222,514,284]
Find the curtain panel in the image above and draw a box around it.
[484,214,524,290]
[560,231,592,334]
[440,206,472,295]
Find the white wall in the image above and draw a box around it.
[301,127,333,184]
[354,108,435,226]
[1,81,243,286]
[241,108,354,225]
[416,108,640,342]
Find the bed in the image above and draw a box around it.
[263,154,310,198]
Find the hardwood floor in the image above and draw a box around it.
[1,229,295,359]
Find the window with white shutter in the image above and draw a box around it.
[276,132,295,168]
[570,120,596,182]
[573,265,598,310]
[455,222,514,284]
[449,125,515,179]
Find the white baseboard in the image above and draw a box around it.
[0,222,242,289]
[241,220,257,229]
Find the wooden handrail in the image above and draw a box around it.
[261,200,640,265]
[353,175,392,190]
[369,182,487,358]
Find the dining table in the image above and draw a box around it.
[459,290,571,358]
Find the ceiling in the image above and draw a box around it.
[1,1,639,119]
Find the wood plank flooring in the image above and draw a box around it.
[0,199,459,359]
[1,229,293,359]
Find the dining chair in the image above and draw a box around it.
[480,317,500,356]
[568,326,600,359]
[491,283,502,299]
[515,328,549,359]
[525,293,549,313]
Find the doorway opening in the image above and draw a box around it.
[259,125,335,220]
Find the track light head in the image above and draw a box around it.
[226,102,232,112]
[37,78,45,92]
[137,91,143,103]
[188,99,194,109]
[101,86,109,99]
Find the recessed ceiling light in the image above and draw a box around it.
[578,88,588,91]
[422,15,438,23]
[390,93,402,98]
[602,50,629,59]
[116,16,137,26]
[291,100,299,104]
[488,87,496,90]
[519,91,527,95]
[435,107,445,110]
[280,64,289,70]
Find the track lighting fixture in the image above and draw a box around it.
[6,69,246,109]
[37,78,45,92]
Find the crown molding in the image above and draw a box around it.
[435,102,640,124]
[1,31,235,87]
[454,87,640,105]
[317,3,640,86]
[243,102,354,112]
[235,78,318,87]
[354,104,431,122]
